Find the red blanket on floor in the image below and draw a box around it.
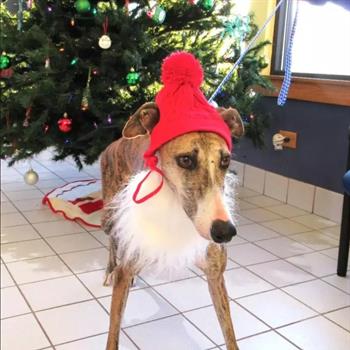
[43,179,103,228]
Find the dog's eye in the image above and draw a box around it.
[220,155,231,170]
[176,155,197,170]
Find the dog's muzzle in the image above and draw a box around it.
[210,220,237,243]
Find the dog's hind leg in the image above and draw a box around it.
[197,244,239,350]
[106,264,135,350]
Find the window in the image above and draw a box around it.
[272,0,350,80]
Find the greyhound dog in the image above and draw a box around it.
[101,102,244,350]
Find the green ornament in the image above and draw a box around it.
[0,53,11,70]
[126,70,140,86]
[198,0,214,11]
[148,6,166,24]
[75,0,91,13]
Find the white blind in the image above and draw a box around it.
[291,0,350,76]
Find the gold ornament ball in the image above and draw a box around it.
[24,169,39,185]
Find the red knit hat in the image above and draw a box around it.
[133,51,232,203]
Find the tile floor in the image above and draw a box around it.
[1,153,350,350]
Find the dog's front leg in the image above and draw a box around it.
[197,243,239,350]
[104,235,118,286]
[106,265,135,350]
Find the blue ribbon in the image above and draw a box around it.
[277,1,299,106]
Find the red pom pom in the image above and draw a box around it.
[161,51,203,88]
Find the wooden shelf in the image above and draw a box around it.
[256,75,350,107]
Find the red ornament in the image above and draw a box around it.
[0,68,14,79]
[58,113,72,133]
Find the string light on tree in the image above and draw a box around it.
[248,89,256,97]
[242,114,255,126]
[46,0,55,11]
[70,57,78,65]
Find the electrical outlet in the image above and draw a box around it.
[279,130,297,149]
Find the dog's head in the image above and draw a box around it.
[123,103,244,244]
[159,131,237,243]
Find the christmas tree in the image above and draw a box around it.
[0,0,272,169]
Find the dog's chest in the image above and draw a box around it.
[110,171,209,272]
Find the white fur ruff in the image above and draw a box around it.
[109,170,237,273]
[224,171,238,224]
[109,171,209,272]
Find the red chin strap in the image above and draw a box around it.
[132,155,164,204]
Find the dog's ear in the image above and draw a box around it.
[122,102,160,139]
[217,107,245,139]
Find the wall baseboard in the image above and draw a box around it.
[230,160,343,224]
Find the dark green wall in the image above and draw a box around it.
[234,97,350,193]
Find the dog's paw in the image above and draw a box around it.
[103,271,115,286]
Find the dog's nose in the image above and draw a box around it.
[210,220,237,243]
